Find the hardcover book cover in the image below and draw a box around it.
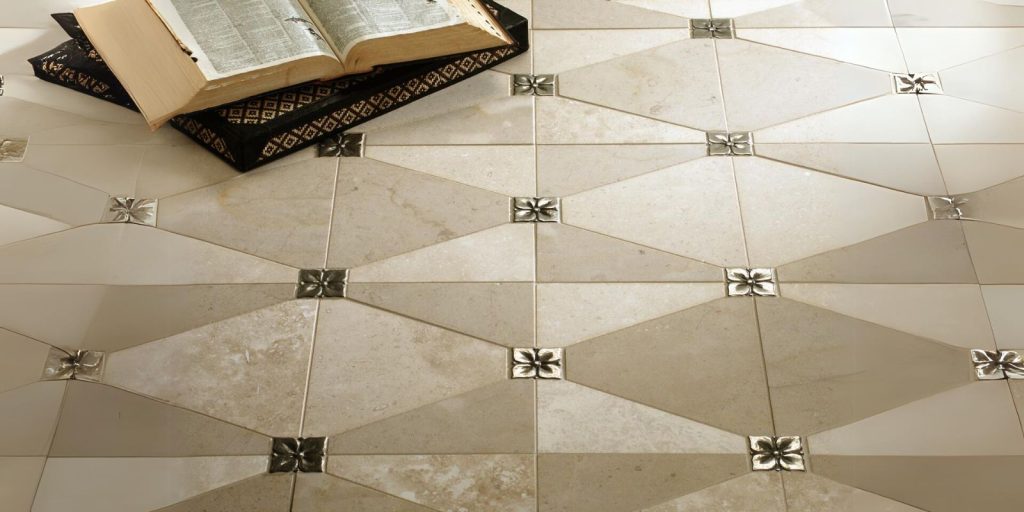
[29,2,528,171]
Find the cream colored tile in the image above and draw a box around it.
[715,0,893,27]
[348,224,535,282]
[897,28,1024,72]
[0,381,65,456]
[293,474,436,512]
[2,0,97,27]
[964,222,1024,284]
[640,473,786,512]
[0,29,68,75]
[31,456,266,512]
[537,283,724,347]
[0,205,68,247]
[364,145,535,197]
[935,145,1024,195]
[959,176,1024,228]
[564,157,747,266]
[613,0,710,18]
[538,380,744,453]
[534,0,691,28]
[736,158,928,267]
[0,457,45,512]
[536,97,707,144]
[941,47,1024,113]
[0,329,49,395]
[920,95,1024,144]
[784,284,995,349]
[740,29,907,72]
[532,29,691,75]
[890,0,1024,26]
[538,144,707,197]
[784,472,927,512]
[157,474,293,512]
[0,166,109,226]
[982,286,1024,349]
[8,143,146,197]
[134,143,244,199]
[104,301,316,437]
[755,95,930,142]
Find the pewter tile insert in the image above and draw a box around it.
[512,74,557,96]
[893,73,942,94]
[41,348,105,381]
[512,197,561,223]
[707,132,754,156]
[726,268,778,297]
[269,437,327,473]
[511,348,563,379]
[972,349,1024,380]
[749,435,805,471]
[0,138,28,162]
[318,132,365,157]
[296,269,349,298]
[101,197,157,225]
[690,19,735,39]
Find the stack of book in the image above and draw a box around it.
[28,0,528,171]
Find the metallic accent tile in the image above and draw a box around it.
[972,349,1024,380]
[512,197,561,223]
[511,348,563,379]
[726,268,777,297]
[749,435,805,472]
[318,133,365,157]
[707,131,754,156]
[690,18,735,39]
[512,74,557,96]
[296,269,349,299]
[101,197,157,226]
[927,196,969,220]
[893,73,942,95]
[41,348,105,382]
[0,74,5,96]
[0,138,28,163]
[269,437,327,473]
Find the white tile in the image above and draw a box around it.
[532,29,690,75]
[756,95,930,142]
[897,28,1024,72]
[740,29,907,72]
[921,95,1024,144]
[536,97,707,143]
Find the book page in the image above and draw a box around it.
[149,0,336,79]
[305,0,463,58]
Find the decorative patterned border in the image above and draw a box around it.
[169,117,237,163]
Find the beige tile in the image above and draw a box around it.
[890,0,1024,26]
[0,456,46,512]
[533,29,691,75]
[717,39,893,131]
[940,47,1024,112]
[740,29,907,72]
[135,143,247,200]
[157,474,293,512]
[0,28,68,75]
[536,97,707,144]
[811,382,1024,456]
[331,380,534,455]
[0,284,294,352]
[1011,382,1024,431]
[963,222,1024,284]
[32,456,267,512]
[538,453,748,512]
[558,40,725,130]
[537,283,724,347]
[293,474,435,512]
[346,283,534,346]
[0,329,50,395]
[783,472,926,512]
[534,0,692,28]
[4,1,97,27]
[758,298,973,435]
[537,224,723,282]
[0,204,69,247]
[777,222,977,284]
[327,157,509,269]
[982,286,1024,348]
[640,472,786,512]
[714,0,893,27]
[736,158,928,267]
[330,454,536,512]
[363,145,536,197]
[0,166,109,226]
[348,224,535,283]
[784,284,995,349]
[755,143,945,196]
[959,177,1024,228]
[612,0,710,18]
[755,95,930,142]
[897,28,1024,72]
[935,144,1024,195]
[104,301,317,437]
[920,95,1024,144]
[0,381,65,456]
[50,381,269,457]
[538,144,707,197]
[564,157,747,266]
[1,143,146,197]
[538,380,744,454]
[568,298,774,434]
[158,157,337,268]
[303,301,507,436]
[0,224,297,285]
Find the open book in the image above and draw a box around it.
[75,0,512,128]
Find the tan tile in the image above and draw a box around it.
[50,381,269,457]
[755,95,930,142]
[327,157,508,269]
[715,0,893,27]
[0,166,109,226]
[104,301,317,437]
[783,472,926,512]
[347,283,534,346]
[538,453,748,512]
[568,298,774,434]
[534,0,692,28]
[330,454,536,512]
[738,29,907,72]
[303,301,507,436]
[1,143,145,197]
[920,95,1024,144]
[898,28,1024,73]
[32,456,267,512]
[963,222,1024,284]
[533,29,691,75]
[959,176,1024,229]
[538,144,707,197]
[890,0,1024,26]
[293,474,435,512]
[348,224,535,283]
[935,144,1024,195]
[812,455,1024,512]
[156,474,293,512]
[536,97,707,144]
[0,284,294,352]
[758,298,973,435]
[363,145,536,197]
[0,381,65,456]
[755,143,945,196]
[1011,382,1024,431]
[134,143,244,199]
[538,380,744,454]
[331,380,534,455]
[0,456,46,512]
[982,286,1024,348]
[537,224,723,282]
[0,204,69,247]
[158,157,337,268]
[777,222,977,284]
[0,329,50,395]
[0,224,297,285]
[564,157,747,266]
[811,382,1024,456]
[537,283,724,347]
[783,284,995,349]
[640,472,786,512]
[736,158,928,267]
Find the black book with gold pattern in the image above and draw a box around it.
[28,2,527,171]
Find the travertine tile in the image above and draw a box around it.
[537,144,707,197]
[962,222,1024,284]
[0,166,109,226]
[897,28,1024,74]
[713,0,893,27]
[0,204,69,247]
[363,145,536,197]
[957,176,1024,228]
[934,144,1024,195]
[982,286,1024,348]
[532,29,692,75]
[0,329,50,395]
[133,143,244,199]
[0,381,65,456]
[0,29,68,75]
[639,472,786,512]
[1011,382,1024,431]
[890,0,1024,26]
[156,474,293,512]
[920,95,1024,144]
[940,47,1024,112]
[536,97,707,144]
[739,28,906,72]
[534,0,694,28]
[293,474,435,512]
[0,143,146,197]
[0,456,46,512]
[755,95,930,142]
[783,472,926,512]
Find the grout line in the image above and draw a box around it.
[29,380,70,510]
[295,299,322,437]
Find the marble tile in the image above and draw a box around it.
[2,0,98,27]
[0,381,65,456]
[940,47,1024,112]
[755,95,930,142]
[537,144,708,197]
[897,28,1024,73]
[156,474,293,512]
[0,456,46,512]
[0,166,109,226]
[739,29,907,72]
[133,143,244,199]
[963,222,1024,284]
[363,145,536,197]
[0,204,70,247]
[983,286,1024,349]
[783,472,926,512]
[567,298,774,434]
[957,176,1024,228]
[0,29,69,75]
[920,95,1024,144]
[890,0,1024,26]
[713,0,893,27]
[1011,382,1024,431]
[537,283,723,347]
[303,300,507,436]
[103,301,317,437]
[536,97,707,144]
[532,29,692,75]
[639,472,786,512]
[0,329,50,395]
[330,454,536,512]
[534,0,694,28]
[292,474,436,512]
[934,144,1024,194]
[0,143,147,197]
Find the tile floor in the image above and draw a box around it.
[2,0,1024,511]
